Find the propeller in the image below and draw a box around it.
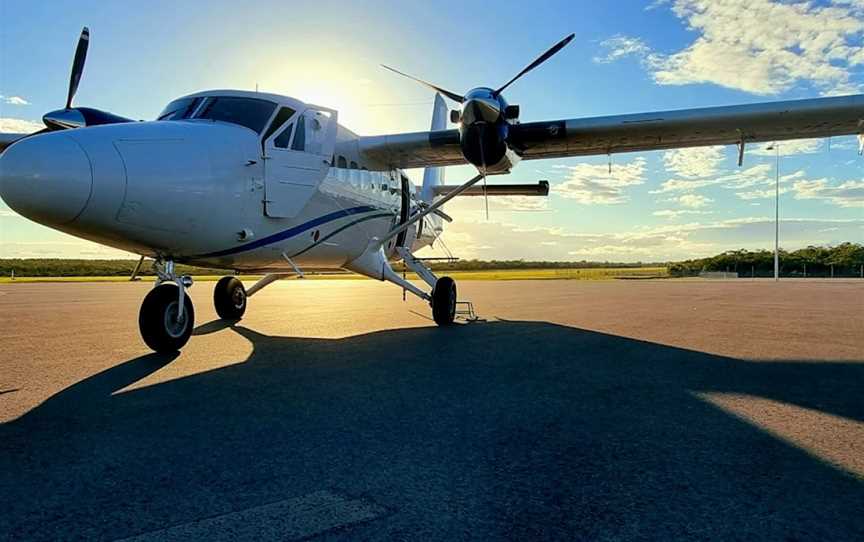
[380,65,465,104]
[43,27,90,130]
[382,33,575,105]
[493,33,574,96]
[66,27,89,110]
[40,27,132,131]
[382,33,575,172]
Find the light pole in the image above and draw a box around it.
[766,143,780,281]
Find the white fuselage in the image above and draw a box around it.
[0,90,442,273]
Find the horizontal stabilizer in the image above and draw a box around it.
[433,180,549,197]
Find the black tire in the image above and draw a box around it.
[214,276,247,320]
[139,284,194,353]
[432,276,457,326]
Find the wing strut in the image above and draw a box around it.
[373,173,484,248]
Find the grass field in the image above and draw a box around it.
[0,267,668,283]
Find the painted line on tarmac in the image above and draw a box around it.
[117,490,386,541]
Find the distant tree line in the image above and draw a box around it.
[0,259,230,278]
[668,243,864,278]
[409,259,660,272]
[0,258,661,277]
[1,244,862,277]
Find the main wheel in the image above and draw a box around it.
[214,276,247,320]
[432,276,457,326]
[139,283,195,353]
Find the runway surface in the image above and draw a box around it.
[1,279,862,540]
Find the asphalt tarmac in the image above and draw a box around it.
[0,279,862,540]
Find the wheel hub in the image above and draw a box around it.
[163,301,187,338]
[232,287,246,310]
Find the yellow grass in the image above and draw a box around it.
[0,267,667,284]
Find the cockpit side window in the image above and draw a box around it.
[262,107,296,144]
[291,115,306,151]
[194,96,277,134]
[274,124,294,149]
[157,97,202,121]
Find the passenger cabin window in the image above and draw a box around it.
[337,156,347,168]
[194,96,277,134]
[262,107,296,143]
[291,115,306,151]
[273,123,294,149]
[157,97,202,120]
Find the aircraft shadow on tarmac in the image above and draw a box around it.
[1,320,863,541]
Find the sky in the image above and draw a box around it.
[0,0,862,262]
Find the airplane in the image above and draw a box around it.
[1,28,862,353]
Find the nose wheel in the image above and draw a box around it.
[214,276,247,320]
[431,276,457,326]
[139,283,194,353]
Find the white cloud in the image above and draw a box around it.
[420,212,864,262]
[491,196,551,212]
[2,95,30,106]
[653,209,713,219]
[678,193,713,208]
[792,178,864,207]
[594,36,652,64]
[0,240,131,258]
[596,0,864,95]
[735,187,791,200]
[554,157,647,204]
[0,117,42,133]
[663,146,725,178]
[652,163,773,193]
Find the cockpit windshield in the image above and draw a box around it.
[195,97,277,134]
[157,96,278,134]
[157,97,202,121]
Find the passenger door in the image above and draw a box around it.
[263,107,337,218]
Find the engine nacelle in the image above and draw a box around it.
[43,107,134,131]
[457,87,518,174]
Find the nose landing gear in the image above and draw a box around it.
[138,259,195,353]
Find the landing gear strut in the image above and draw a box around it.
[138,260,194,353]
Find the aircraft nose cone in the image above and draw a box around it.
[0,133,93,225]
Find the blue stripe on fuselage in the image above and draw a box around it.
[196,206,381,258]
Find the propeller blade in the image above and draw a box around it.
[381,64,464,103]
[65,27,90,109]
[494,33,575,96]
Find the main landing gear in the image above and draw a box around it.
[431,276,457,326]
[389,248,463,326]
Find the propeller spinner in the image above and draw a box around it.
[382,33,575,172]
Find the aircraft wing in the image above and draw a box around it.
[359,94,864,168]
[0,133,27,153]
